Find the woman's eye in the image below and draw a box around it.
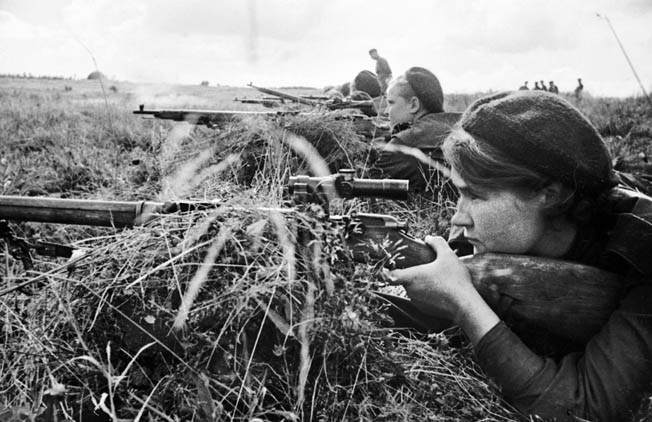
[464,189,484,201]
[461,189,479,200]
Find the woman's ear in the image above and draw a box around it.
[408,96,421,113]
[539,182,573,213]
[541,182,563,204]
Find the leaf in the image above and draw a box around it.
[245,218,268,252]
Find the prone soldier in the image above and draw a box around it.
[369,67,458,193]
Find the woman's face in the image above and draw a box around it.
[386,84,414,128]
[449,168,550,255]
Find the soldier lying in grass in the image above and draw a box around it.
[388,91,652,421]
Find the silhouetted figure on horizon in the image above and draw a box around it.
[549,81,559,94]
[534,81,541,90]
[539,80,548,92]
[574,78,584,101]
[519,81,529,90]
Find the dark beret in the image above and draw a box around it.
[340,82,351,97]
[405,67,444,113]
[460,90,618,193]
[353,70,382,98]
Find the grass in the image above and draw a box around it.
[1,76,651,421]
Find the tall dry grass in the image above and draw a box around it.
[1,77,651,421]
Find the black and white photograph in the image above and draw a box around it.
[1,1,651,421]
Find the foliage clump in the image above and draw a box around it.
[1,200,521,421]
[87,71,107,81]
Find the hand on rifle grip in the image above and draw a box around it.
[386,236,476,321]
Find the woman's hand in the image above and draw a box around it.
[386,236,474,321]
[386,236,500,344]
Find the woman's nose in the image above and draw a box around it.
[450,198,472,227]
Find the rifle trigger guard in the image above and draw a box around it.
[0,220,34,270]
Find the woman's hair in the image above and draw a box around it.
[443,127,550,193]
[443,126,605,226]
[389,75,415,100]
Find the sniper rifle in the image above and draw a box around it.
[0,170,622,343]
[133,104,391,138]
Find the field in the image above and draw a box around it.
[1,76,651,421]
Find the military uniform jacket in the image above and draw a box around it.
[476,187,652,421]
[375,57,392,79]
[371,113,454,192]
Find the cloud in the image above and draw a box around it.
[61,0,147,43]
[0,0,649,96]
[142,0,327,42]
[0,10,36,38]
[442,1,584,54]
[624,0,652,14]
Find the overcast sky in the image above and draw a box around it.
[1,0,650,97]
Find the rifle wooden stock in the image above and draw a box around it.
[464,253,621,343]
[344,213,622,343]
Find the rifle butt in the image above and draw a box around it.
[464,253,622,343]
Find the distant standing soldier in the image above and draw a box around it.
[369,48,393,94]
[548,81,559,94]
[534,81,541,90]
[574,78,584,101]
[539,80,548,92]
[519,81,529,90]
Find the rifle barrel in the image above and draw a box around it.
[0,196,165,227]
[134,107,289,124]
[247,83,322,106]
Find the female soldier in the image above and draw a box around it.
[389,91,652,421]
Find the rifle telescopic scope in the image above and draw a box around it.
[288,169,409,201]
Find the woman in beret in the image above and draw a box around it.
[389,91,652,421]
